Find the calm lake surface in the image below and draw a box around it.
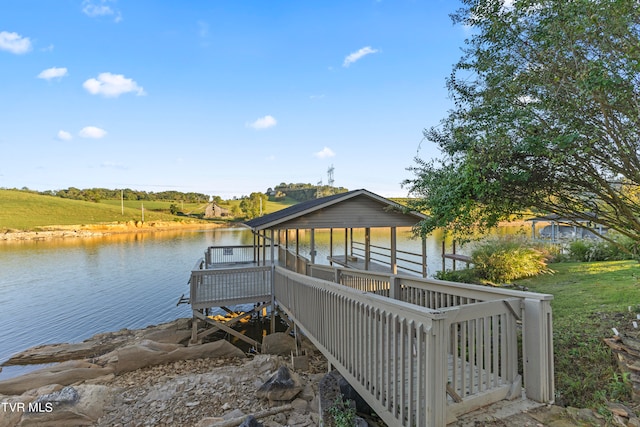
[0,225,525,380]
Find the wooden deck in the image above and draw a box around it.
[328,254,393,273]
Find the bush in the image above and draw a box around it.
[434,268,478,284]
[471,236,551,285]
[567,233,636,262]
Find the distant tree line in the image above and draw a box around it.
[36,187,210,203]
[269,183,348,202]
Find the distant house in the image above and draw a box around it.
[204,203,230,218]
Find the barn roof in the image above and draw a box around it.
[243,188,426,231]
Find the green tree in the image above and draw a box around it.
[405,0,640,246]
[239,192,268,219]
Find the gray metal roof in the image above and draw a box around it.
[243,188,426,231]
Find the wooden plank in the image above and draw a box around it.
[194,311,262,350]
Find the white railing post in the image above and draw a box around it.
[389,275,401,300]
[523,298,555,403]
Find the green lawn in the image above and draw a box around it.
[518,260,640,409]
[0,189,298,230]
[0,189,177,229]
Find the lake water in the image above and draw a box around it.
[0,225,524,380]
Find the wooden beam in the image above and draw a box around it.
[193,305,269,349]
[390,226,397,275]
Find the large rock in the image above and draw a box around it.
[18,384,115,427]
[0,361,114,396]
[261,333,296,356]
[0,395,34,427]
[3,318,192,366]
[256,366,303,402]
[115,339,245,373]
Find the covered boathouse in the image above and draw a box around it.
[187,189,555,426]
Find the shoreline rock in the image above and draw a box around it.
[0,319,328,427]
[0,221,229,242]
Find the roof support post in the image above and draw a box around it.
[344,228,349,267]
[329,228,334,265]
[270,229,276,333]
[253,232,258,263]
[310,228,316,264]
[390,226,397,275]
[262,229,267,266]
[364,227,370,271]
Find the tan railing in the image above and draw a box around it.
[278,246,310,275]
[190,264,272,309]
[273,266,530,426]
[274,266,451,426]
[205,245,257,266]
[303,264,554,406]
[351,240,426,276]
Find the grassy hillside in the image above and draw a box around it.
[0,190,183,230]
[0,190,298,231]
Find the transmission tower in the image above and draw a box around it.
[327,165,335,187]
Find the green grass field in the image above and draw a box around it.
[0,189,297,230]
[0,189,183,230]
[519,260,640,409]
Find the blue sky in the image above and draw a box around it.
[0,0,466,199]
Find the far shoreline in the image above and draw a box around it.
[0,220,237,243]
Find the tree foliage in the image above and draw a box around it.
[239,192,268,219]
[405,0,640,244]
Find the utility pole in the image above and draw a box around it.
[121,189,124,215]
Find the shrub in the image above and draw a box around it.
[434,268,478,284]
[471,236,551,285]
[567,233,636,262]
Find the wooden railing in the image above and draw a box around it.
[277,246,310,275]
[275,266,450,426]
[205,244,274,266]
[274,266,527,426]
[190,262,272,309]
[351,240,426,276]
[304,264,554,405]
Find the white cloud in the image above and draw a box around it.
[343,46,378,67]
[314,146,336,159]
[82,0,122,22]
[57,130,72,141]
[83,72,146,97]
[79,126,107,139]
[37,67,68,81]
[0,31,32,54]
[247,115,277,130]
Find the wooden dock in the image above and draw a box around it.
[328,254,393,273]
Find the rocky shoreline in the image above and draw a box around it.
[0,221,227,242]
[0,318,334,427]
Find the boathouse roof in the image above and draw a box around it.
[243,188,426,231]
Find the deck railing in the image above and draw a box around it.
[305,264,554,405]
[274,266,525,426]
[351,240,426,276]
[205,244,273,266]
[190,262,272,309]
[277,246,310,275]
